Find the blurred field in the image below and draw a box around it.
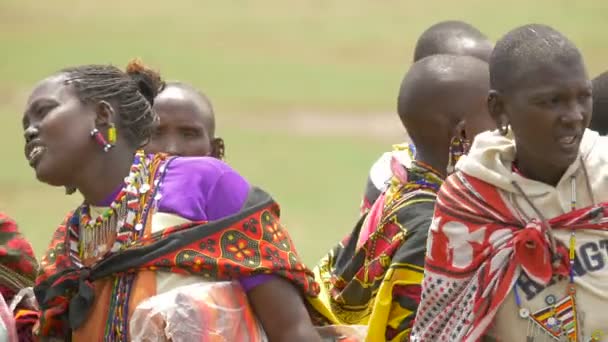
[1,0,608,265]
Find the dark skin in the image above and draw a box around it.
[402,60,493,174]
[441,36,494,62]
[146,86,224,158]
[23,75,321,342]
[488,56,592,186]
[413,85,492,174]
[22,74,133,205]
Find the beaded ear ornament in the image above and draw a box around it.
[446,136,471,174]
[91,123,117,152]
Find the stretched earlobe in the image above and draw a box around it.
[488,90,509,135]
[447,127,472,175]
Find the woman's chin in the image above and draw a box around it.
[34,165,68,188]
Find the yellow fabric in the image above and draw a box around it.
[309,158,441,341]
[366,266,424,341]
[310,265,424,342]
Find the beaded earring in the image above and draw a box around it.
[108,123,117,145]
[446,136,471,174]
[90,123,116,152]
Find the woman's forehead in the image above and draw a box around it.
[26,73,70,105]
[510,60,589,94]
[154,94,214,128]
[155,107,208,129]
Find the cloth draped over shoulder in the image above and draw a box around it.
[410,172,608,342]
[34,186,319,339]
[0,214,38,295]
[359,143,416,216]
[0,213,39,342]
[309,159,441,341]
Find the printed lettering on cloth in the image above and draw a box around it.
[34,187,319,338]
[411,172,608,342]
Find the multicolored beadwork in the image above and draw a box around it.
[446,136,471,174]
[405,160,443,193]
[71,150,169,340]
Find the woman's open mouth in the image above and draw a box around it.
[556,134,580,152]
[25,143,46,167]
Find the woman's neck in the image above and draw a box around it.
[415,146,449,180]
[513,156,567,187]
[76,147,137,205]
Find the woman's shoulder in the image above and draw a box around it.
[165,156,237,178]
[162,156,248,190]
[158,156,250,221]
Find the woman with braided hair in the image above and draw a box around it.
[24,59,323,341]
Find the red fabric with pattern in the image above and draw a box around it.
[34,192,319,338]
[0,213,39,342]
[411,172,608,342]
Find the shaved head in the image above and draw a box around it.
[147,81,224,158]
[487,24,590,186]
[398,54,492,161]
[490,24,583,94]
[155,82,215,135]
[414,20,493,62]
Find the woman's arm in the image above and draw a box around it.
[247,277,321,342]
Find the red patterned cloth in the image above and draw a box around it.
[34,187,319,339]
[0,214,37,295]
[410,172,608,342]
[0,213,39,342]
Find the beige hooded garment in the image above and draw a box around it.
[456,129,608,341]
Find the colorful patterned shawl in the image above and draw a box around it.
[359,144,416,215]
[0,213,37,297]
[411,172,608,341]
[34,187,319,338]
[0,213,38,342]
[310,160,442,341]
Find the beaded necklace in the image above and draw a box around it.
[70,150,170,341]
[510,166,605,342]
[384,159,443,214]
[406,160,444,193]
[78,152,146,262]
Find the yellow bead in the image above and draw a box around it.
[569,235,576,259]
[108,125,117,144]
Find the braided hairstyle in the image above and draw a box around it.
[61,59,163,147]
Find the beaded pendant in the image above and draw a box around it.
[515,177,581,342]
[517,288,578,341]
[77,150,151,265]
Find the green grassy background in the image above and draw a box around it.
[1,0,607,265]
